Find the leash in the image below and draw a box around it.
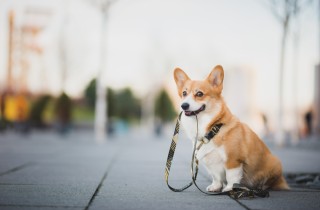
[165,112,270,199]
[165,112,194,192]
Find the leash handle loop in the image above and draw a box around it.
[165,112,270,199]
[165,112,193,192]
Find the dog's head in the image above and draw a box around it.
[173,65,224,116]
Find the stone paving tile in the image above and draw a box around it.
[0,131,121,210]
[0,150,115,185]
[0,184,92,207]
[90,195,242,210]
[239,190,320,210]
[0,164,105,185]
[0,206,82,210]
[0,160,31,175]
[0,161,34,177]
[90,181,242,210]
[89,138,243,210]
[272,148,320,173]
[1,131,320,210]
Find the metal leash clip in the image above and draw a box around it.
[200,137,210,144]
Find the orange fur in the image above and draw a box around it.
[174,65,289,190]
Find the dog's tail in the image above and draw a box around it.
[271,175,290,190]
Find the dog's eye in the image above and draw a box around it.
[182,91,187,97]
[196,91,203,97]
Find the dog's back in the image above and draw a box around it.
[220,120,289,190]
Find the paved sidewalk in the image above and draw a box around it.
[0,130,319,210]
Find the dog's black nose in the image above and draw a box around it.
[181,103,190,110]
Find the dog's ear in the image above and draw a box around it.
[174,68,190,95]
[206,65,224,93]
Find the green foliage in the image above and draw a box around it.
[107,88,116,118]
[43,99,55,122]
[113,88,141,121]
[154,89,176,123]
[29,95,52,126]
[84,79,96,108]
[84,79,141,122]
[55,92,72,123]
[72,105,94,121]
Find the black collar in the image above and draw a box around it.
[203,123,223,143]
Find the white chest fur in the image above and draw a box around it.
[181,113,229,191]
[180,113,227,162]
[181,113,212,141]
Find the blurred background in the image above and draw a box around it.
[0,0,319,146]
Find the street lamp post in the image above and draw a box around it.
[90,0,115,143]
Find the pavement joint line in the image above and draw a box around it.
[231,198,251,210]
[0,183,100,186]
[84,149,122,210]
[84,170,109,210]
[0,204,84,208]
[0,183,40,185]
[0,162,35,177]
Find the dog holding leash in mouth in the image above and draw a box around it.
[173,65,289,192]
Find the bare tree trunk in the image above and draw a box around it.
[267,0,314,144]
[95,12,108,143]
[277,17,289,146]
[292,17,300,144]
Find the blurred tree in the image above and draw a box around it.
[154,89,176,136]
[154,89,176,123]
[84,81,140,122]
[84,79,96,108]
[0,100,10,130]
[55,92,72,123]
[107,88,116,118]
[115,88,141,121]
[106,88,116,134]
[29,95,51,128]
[55,92,72,134]
[266,0,313,144]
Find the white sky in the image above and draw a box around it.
[0,0,319,115]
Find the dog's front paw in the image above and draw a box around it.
[222,185,233,192]
[206,183,222,192]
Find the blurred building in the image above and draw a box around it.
[0,8,51,123]
[2,8,51,93]
[223,66,263,134]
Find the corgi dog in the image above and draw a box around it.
[173,65,289,192]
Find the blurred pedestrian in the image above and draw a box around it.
[304,110,313,137]
[261,113,270,137]
[55,92,72,135]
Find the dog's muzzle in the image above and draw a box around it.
[184,104,206,116]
